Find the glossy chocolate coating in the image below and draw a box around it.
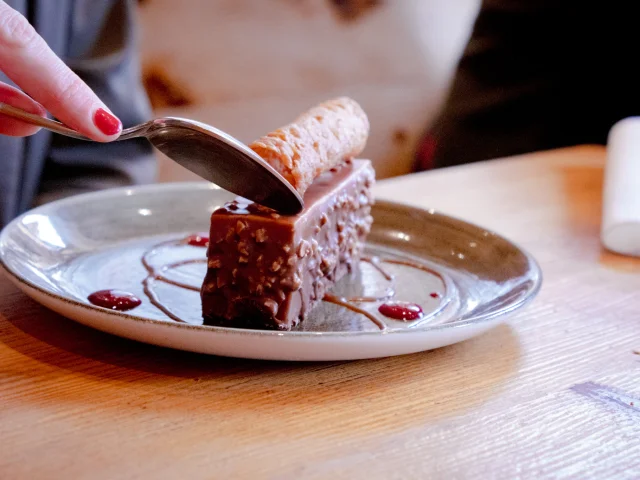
[201,159,375,330]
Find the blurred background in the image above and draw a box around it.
[137,0,480,182]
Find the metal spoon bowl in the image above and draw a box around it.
[0,102,303,214]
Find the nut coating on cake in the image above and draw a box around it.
[201,160,374,330]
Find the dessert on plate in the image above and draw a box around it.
[201,97,375,330]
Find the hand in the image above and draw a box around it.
[0,1,122,141]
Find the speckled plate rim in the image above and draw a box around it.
[0,182,543,339]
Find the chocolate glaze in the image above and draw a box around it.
[345,289,395,303]
[142,275,184,323]
[201,160,375,330]
[363,256,393,281]
[136,234,447,331]
[323,294,387,331]
[344,257,394,303]
[140,238,208,322]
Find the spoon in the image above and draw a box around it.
[0,102,304,214]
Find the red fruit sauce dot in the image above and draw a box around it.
[185,234,209,247]
[378,301,423,321]
[88,290,141,311]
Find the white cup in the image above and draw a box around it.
[601,117,640,256]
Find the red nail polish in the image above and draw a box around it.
[93,108,122,136]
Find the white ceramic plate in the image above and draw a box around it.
[0,182,541,361]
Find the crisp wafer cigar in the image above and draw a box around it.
[249,97,369,195]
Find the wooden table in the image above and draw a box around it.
[1,146,639,479]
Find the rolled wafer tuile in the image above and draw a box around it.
[249,97,369,196]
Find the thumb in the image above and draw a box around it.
[0,81,46,136]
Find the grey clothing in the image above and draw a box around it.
[1,0,155,227]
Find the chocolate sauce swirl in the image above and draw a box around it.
[92,235,447,331]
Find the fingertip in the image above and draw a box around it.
[31,101,47,117]
[93,107,122,140]
[63,106,123,143]
[0,117,42,136]
[0,82,46,136]
[0,82,46,116]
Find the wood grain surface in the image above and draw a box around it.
[1,146,639,479]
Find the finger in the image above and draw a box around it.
[0,2,122,142]
[0,81,46,136]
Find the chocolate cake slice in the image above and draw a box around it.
[201,97,374,330]
[202,159,374,330]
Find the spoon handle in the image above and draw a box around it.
[0,102,92,141]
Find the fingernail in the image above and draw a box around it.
[93,108,122,136]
